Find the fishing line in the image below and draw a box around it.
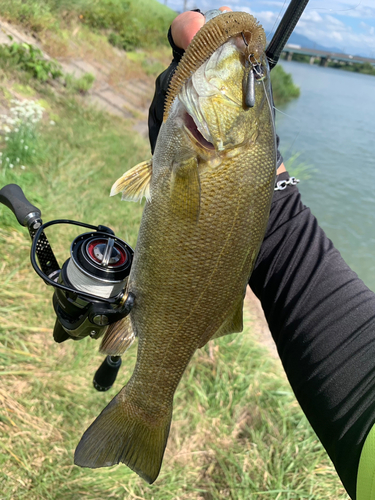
[273,106,297,121]
[261,78,277,164]
[265,0,290,42]
[273,103,302,167]
[304,0,362,13]
[261,77,302,171]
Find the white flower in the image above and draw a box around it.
[5,137,9,141]
[9,164,13,168]
[21,165,25,170]
[24,145,28,150]
[50,120,55,126]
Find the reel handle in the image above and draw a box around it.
[0,183,41,227]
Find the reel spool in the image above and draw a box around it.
[52,229,134,343]
[67,233,131,299]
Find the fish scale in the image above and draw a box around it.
[74,11,276,484]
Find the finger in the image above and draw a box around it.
[277,163,286,175]
[171,11,205,50]
[171,6,234,50]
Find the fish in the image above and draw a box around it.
[74,11,276,484]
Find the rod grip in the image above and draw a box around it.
[93,356,122,391]
[0,183,41,226]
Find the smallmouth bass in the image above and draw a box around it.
[74,11,276,483]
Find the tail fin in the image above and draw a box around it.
[74,388,172,484]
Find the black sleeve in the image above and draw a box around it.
[148,20,193,153]
[250,171,375,499]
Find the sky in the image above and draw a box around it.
[158,0,375,58]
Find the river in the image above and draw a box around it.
[276,60,375,292]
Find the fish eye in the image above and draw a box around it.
[253,64,265,81]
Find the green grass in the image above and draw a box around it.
[328,60,375,76]
[0,0,176,51]
[0,76,348,499]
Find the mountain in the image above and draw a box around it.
[286,32,343,54]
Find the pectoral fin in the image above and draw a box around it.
[100,315,135,356]
[198,295,244,348]
[111,160,152,202]
[170,157,200,221]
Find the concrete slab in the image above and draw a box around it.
[59,61,86,79]
[122,80,153,100]
[89,93,131,119]
[0,19,44,52]
[99,88,147,117]
[0,15,154,135]
[69,59,99,78]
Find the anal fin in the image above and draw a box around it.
[198,295,244,349]
[111,159,152,202]
[100,315,135,356]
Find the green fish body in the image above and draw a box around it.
[75,11,276,484]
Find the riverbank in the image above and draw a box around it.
[280,52,375,76]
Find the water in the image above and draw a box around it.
[276,61,375,291]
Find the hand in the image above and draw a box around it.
[170,7,286,175]
[171,7,230,50]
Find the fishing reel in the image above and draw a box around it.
[0,183,135,390]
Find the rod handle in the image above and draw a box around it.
[93,356,122,392]
[0,183,41,227]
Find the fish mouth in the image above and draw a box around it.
[183,111,215,151]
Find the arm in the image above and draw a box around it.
[251,175,375,499]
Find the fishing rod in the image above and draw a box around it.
[266,0,310,70]
[0,183,135,392]
[0,4,309,395]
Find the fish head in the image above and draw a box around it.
[164,12,274,158]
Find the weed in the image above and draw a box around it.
[142,58,166,77]
[329,60,375,76]
[271,64,300,105]
[0,0,176,54]
[65,72,95,94]
[0,40,63,82]
[0,41,95,95]
[0,98,44,171]
[285,151,316,181]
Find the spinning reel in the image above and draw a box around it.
[0,183,135,391]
